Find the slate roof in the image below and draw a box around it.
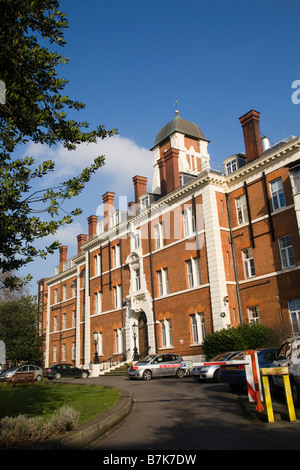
[151,113,208,149]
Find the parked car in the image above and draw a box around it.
[0,364,43,382]
[43,363,90,380]
[270,337,300,406]
[191,351,242,383]
[219,348,278,392]
[127,353,185,380]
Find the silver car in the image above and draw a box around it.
[127,353,185,380]
[0,364,43,382]
[191,351,241,383]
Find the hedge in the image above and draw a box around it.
[202,323,280,360]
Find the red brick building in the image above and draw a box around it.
[38,109,300,373]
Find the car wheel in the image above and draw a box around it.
[143,369,152,381]
[291,378,300,407]
[176,368,185,379]
[213,369,220,383]
[81,371,88,379]
[36,375,42,382]
[54,372,61,380]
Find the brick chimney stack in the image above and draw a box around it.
[102,191,115,231]
[133,175,148,204]
[88,215,98,239]
[239,110,263,163]
[59,245,68,272]
[77,234,87,255]
[158,148,180,196]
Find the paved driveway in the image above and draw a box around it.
[78,375,300,450]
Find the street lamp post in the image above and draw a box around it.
[93,330,99,364]
[132,322,139,361]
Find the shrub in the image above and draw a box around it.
[0,405,79,448]
[202,323,280,360]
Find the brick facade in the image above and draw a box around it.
[38,109,300,371]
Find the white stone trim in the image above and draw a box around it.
[202,184,230,331]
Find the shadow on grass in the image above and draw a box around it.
[0,380,121,424]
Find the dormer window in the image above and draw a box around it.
[97,220,104,235]
[140,195,149,208]
[110,211,120,227]
[226,158,237,175]
[224,154,246,175]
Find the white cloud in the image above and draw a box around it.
[54,221,84,248]
[24,135,154,195]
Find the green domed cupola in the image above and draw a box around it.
[151,111,208,150]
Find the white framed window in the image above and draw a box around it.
[130,230,140,251]
[71,280,77,297]
[141,195,149,208]
[160,319,173,348]
[95,332,103,356]
[54,315,58,332]
[134,267,141,291]
[112,244,121,268]
[190,312,206,344]
[63,284,66,301]
[97,220,104,235]
[95,291,102,314]
[72,310,76,328]
[292,167,300,194]
[186,257,201,288]
[183,207,196,237]
[226,159,237,175]
[242,248,255,278]
[54,288,58,304]
[157,268,169,297]
[114,328,123,354]
[72,342,76,361]
[113,284,121,309]
[278,235,295,269]
[62,343,66,361]
[94,253,101,275]
[154,223,163,250]
[235,195,249,225]
[53,345,57,363]
[110,211,120,227]
[270,178,286,211]
[248,306,260,324]
[62,313,66,330]
[288,299,300,334]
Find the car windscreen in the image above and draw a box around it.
[211,352,236,362]
[138,354,157,363]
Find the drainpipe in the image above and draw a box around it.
[225,193,243,324]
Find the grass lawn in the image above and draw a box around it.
[0,380,121,425]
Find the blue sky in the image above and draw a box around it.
[19,0,300,294]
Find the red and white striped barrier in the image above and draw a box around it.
[189,350,264,411]
[244,350,264,412]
